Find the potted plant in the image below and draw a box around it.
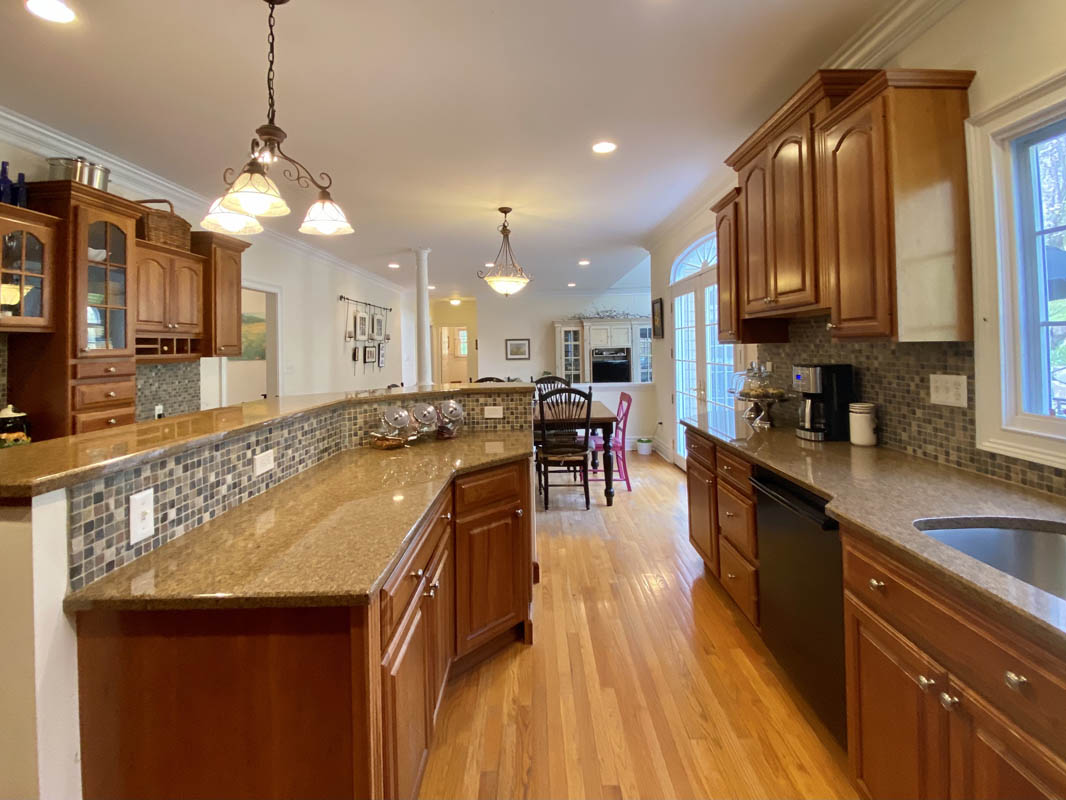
[636,437,653,456]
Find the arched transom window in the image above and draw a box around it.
[670,233,717,284]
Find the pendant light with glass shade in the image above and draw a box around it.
[201,0,353,237]
[478,207,531,296]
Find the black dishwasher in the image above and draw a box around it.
[751,468,846,745]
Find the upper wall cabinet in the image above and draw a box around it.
[726,70,877,318]
[816,70,975,340]
[0,205,59,331]
[190,231,250,358]
[135,240,205,336]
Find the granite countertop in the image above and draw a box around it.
[63,431,533,612]
[681,412,1066,656]
[0,384,534,499]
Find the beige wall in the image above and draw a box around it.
[430,298,479,383]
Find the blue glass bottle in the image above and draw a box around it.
[0,162,11,205]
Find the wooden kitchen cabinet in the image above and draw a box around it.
[382,599,431,800]
[190,231,249,357]
[135,240,204,336]
[425,523,455,727]
[0,205,59,331]
[686,456,718,574]
[726,70,876,319]
[816,70,975,340]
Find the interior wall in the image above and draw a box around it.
[430,298,478,383]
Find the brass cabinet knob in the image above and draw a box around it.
[423,583,439,599]
[107,418,117,425]
[726,572,737,580]
[826,322,838,330]
[868,578,886,591]
[107,391,116,398]
[162,346,169,352]
[939,692,959,711]
[1004,671,1029,692]
[917,675,936,692]
[724,511,736,518]
[409,568,424,580]
[106,366,116,373]
[515,508,524,517]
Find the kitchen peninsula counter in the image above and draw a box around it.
[64,430,533,611]
[682,413,1066,656]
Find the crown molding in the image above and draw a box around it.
[823,0,964,69]
[0,104,404,293]
[642,174,734,255]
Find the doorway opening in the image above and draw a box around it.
[225,286,281,404]
[438,326,470,384]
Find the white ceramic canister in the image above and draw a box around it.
[849,402,877,446]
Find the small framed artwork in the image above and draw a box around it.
[355,311,369,340]
[377,344,386,369]
[651,297,664,339]
[371,313,386,340]
[363,344,377,364]
[505,338,530,360]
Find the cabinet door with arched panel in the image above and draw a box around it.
[0,206,59,331]
[76,207,138,356]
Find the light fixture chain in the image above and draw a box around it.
[266,2,277,125]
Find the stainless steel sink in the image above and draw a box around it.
[913,517,1066,601]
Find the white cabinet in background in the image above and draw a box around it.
[552,318,652,384]
[588,325,611,347]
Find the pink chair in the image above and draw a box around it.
[590,392,632,492]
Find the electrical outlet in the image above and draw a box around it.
[129,488,154,546]
[929,374,968,408]
[484,406,504,419]
[154,404,164,419]
[254,449,275,476]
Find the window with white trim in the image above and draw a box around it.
[670,234,717,285]
[967,70,1066,470]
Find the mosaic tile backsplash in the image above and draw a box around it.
[0,333,7,406]
[67,388,535,590]
[759,316,1066,496]
[136,361,201,422]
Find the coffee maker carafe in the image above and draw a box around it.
[792,364,854,441]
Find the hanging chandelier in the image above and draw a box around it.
[201,0,353,237]
[478,207,531,296]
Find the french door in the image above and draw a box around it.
[672,270,739,468]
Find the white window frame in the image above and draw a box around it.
[967,69,1066,470]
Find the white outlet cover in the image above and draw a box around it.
[129,488,154,546]
[254,449,275,476]
[154,404,164,419]
[484,406,504,419]
[930,374,968,408]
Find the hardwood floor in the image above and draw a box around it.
[420,452,857,800]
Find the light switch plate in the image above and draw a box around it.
[930,374,968,408]
[129,488,154,546]
[154,404,164,419]
[484,406,504,419]
[254,449,275,476]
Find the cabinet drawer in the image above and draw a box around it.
[73,408,135,433]
[720,538,758,626]
[717,480,757,562]
[844,539,1066,750]
[685,428,715,469]
[381,492,453,647]
[73,360,136,380]
[73,378,136,410]
[716,449,753,495]
[454,461,524,515]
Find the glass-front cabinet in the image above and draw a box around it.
[76,207,137,357]
[559,325,582,383]
[0,206,58,331]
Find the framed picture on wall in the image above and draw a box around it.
[363,344,377,364]
[505,338,530,360]
[355,311,369,340]
[377,344,386,369]
[371,313,386,340]
[651,298,664,339]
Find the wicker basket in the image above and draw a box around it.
[136,199,191,250]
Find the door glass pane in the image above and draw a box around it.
[1,272,21,316]
[674,291,697,457]
[2,231,22,270]
[705,283,736,433]
[87,266,107,305]
[23,275,42,317]
[108,224,127,265]
[109,267,126,307]
[86,306,106,349]
[88,221,107,261]
[23,234,42,273]
[108,308,126,350]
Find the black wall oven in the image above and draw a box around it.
[590,348,631,383]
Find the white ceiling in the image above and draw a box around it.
[0,0,895,295]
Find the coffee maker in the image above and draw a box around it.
[792,364,854,441]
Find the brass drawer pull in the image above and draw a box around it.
[826,322,838,330]
[107,391,116,398]
[107,418,117,425]
[726,572,737,580]
[939,692,959,711]
[1004,671,1029,692]
[409,568,424,580]
[442,512,452,522]
[106,366,116,373]
[868,578,886,591]
[917,675,936,692]
[721,464,732,472]
[724,511,736,518]
[424,582,439,599]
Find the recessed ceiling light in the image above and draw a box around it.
[567,282,576,288]
[26,0,76,22]
[449,298,461,306]
[592,141,617,154]
[427,284,436,290]
[578,259,590,266]
[387,262,400,269]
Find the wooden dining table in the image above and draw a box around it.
[537,400,619,506]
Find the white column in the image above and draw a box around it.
[414,248,433,386]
